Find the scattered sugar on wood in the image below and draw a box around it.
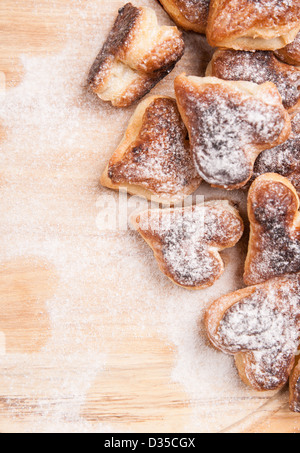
[0,0,274,433]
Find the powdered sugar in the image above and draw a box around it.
[176,78,287,188]
[108,97,201,199]
[136,201,243,288]
[245,176,300,284]
[209,50,300,111]
[253,113,300,192]
[217,275,300,389]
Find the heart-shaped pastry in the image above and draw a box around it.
[131,201,244,289]
[206,50,300,114]
[275,31,300,66]
[244,174,300,286]
[206,0,300,51]
[101,96,202,204]
[175,75,291,190]
[290,358,300,412]
[252,112,300,194]
[88,3,184,107]
[205,273,300,391]
[157,0,210,34]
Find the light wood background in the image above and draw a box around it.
[0,0,299,433]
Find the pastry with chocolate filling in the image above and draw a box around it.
[290,358,300,413]
[175,75,291,190]
[88,3,185,107]
[131,201,244,289]
[157,0,210,34]
[205,273,300,392]
[101,96,202,204]
[244,174,300,286]
[206,0,300,51]
[252,112,300,194]
[206,50,300,114]
[275,32,300,67]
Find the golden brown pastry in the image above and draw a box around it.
[157,0,210,34]
[275,31,300,66]
[290,358,300,413]
[88,3,185,107]
[206,0,300,51]
[174,75,291,190]
[205,273,300,392]
[252,112,300,194]
[101,96,201,204]
[244,174,300,286]
[131,201,244,290]
[206,49,300,114]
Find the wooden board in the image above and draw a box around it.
[0,0,299,433]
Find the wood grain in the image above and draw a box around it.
[0,0,299,433]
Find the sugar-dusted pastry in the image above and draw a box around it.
[290,358,300,413]
[88,3,185,107]
[157,0,210,34]
[101,96,201,204]
[253,112,300,194]
[131,201,244,290]
[275,32,300,66]
[206,0,300,51]
[174,75,291,190]
[206,50,300,114]
[205,273,300,392]
[244,174,300,286]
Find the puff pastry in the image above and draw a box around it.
[253,112,300,194]
[244,174,300,286]
[88,3,185,107]
[206,0,300,51]
[101,96,201,204]
[131,201,244,290]
[206,49,300,114]
[275,32,300,66]
[205,273,300,392]
[157,0,210,34]
[290,358,300,413]
[175,75,291,190]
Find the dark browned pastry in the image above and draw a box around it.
[206,273,300,391]
[206,0,300,51]
[206,49,300,114]
[88,3,184,107]
[101,96,201,204]
[252,112,300,194]
[131,201,244,289]
[157,0,210,34]
[275,32,300,66]
[244,174,300,286]
[175,74,291,190]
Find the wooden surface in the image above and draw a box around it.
[0,0,299,433]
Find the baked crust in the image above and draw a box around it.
[157,0,210,34]
[275,32,300,66]
[206,0,300,51]
[206,49,300,114]
[205,273,300,391]
[88,3,185,107]
[290,358,300,413]
[252,112,300,194]
[101,96,202,204]
[131,200,243,290]
[174,74,291,190]
[244,174,300,286]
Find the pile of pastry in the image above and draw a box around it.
[87,2,300,413]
